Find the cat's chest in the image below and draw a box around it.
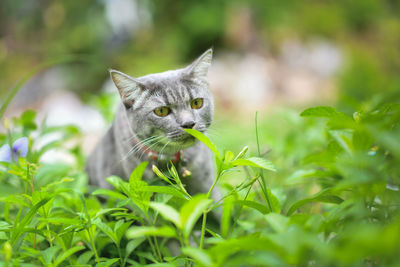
[131,143,203,181]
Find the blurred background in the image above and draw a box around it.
[1,2,400,263]
[1,0,400,153]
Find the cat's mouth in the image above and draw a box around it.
[168,133,196,145]
[167,130,205,147]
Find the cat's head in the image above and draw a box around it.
[110,49,214,154]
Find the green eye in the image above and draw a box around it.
[191,98,203,109]
[154,106,170,117]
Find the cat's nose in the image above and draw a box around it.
[181,121,196,129]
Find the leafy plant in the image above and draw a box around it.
[1,99,400,266]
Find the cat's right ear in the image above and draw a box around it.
[110,70,145,109]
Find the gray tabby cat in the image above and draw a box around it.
[86,49,219,199]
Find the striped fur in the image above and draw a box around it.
[86,49,220,200]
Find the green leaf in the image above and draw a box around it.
[105,176,126,191]
[264,189,281,213]
[287,188,344,215]
[182,247,213,267]
[141,185,190,200]
[94,220,119,245]
[185,129,220,159]
[11,197,51,246]
[77,251,94,265]
[126,226,176,238]
[129,180,151,212]
[54,246,85,266]
[94,208,128,218]
[92,188,127,200]
[180,194,213,238]
[221,196,234,238]
[209,235,279,265]
[235,200,270,214]
[129,161,149,182]
[300,106,338,117]
[96,258,120,267]
[329,130,353,155]
[149,202,181,228]
[264,213,289,233]
[115,220,132,244]
[125,237,146,260]
[231,157,276,172]
[42,246,61,265]
[224,150,235,163]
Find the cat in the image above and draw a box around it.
[85,49,219,200]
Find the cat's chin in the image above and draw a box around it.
[168,134,197,148]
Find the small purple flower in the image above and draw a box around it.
[0,137,29,163]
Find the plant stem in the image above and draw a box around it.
[144,214,162,261]
[117,246,125,267]
[153,236,162,261]
[228,177,254,238]
[201,165,223,249]
[255,112,273,212]
[87,227,100,264]
[199,212,207,249]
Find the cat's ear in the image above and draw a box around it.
[110,70,146,109]
[185,48,213,82]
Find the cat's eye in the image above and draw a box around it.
[190,98,203,109]
[154,106,171,117]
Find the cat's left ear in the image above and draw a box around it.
[185,48,213,82]
[110,69,146,109]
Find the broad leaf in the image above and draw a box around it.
[235,200,270,214]
[287,188,344,215]
[54,246,85,266]
[185,129,220,159]
[231,157,276,172]
[149,202,181,228]
[126,226,176,238]
[182,247,213,267]
[129,161,149,182]
[180,194,213,238]
[92,189,127,200]
[300,106,338,117]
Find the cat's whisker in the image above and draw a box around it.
[138,138,166,160]
[123,136,158,158]
[119,135,164,163]
[206,128,222,137]
[121,134,140,145]
[158,141,171,160]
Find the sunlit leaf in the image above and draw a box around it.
[126,226,176,238]
[300,106,338,117]
[180,194,213,239]
[92,189,127,200]
[231,157,276,172]
[185,129,220,159]
[182,247,213,267]
[129,161,149,182]
[149,202,181,228]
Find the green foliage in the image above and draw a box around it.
[1,100,399,266]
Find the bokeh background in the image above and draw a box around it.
[1,1,400,265]
[1,0,400,166]
[2,1,399,114]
